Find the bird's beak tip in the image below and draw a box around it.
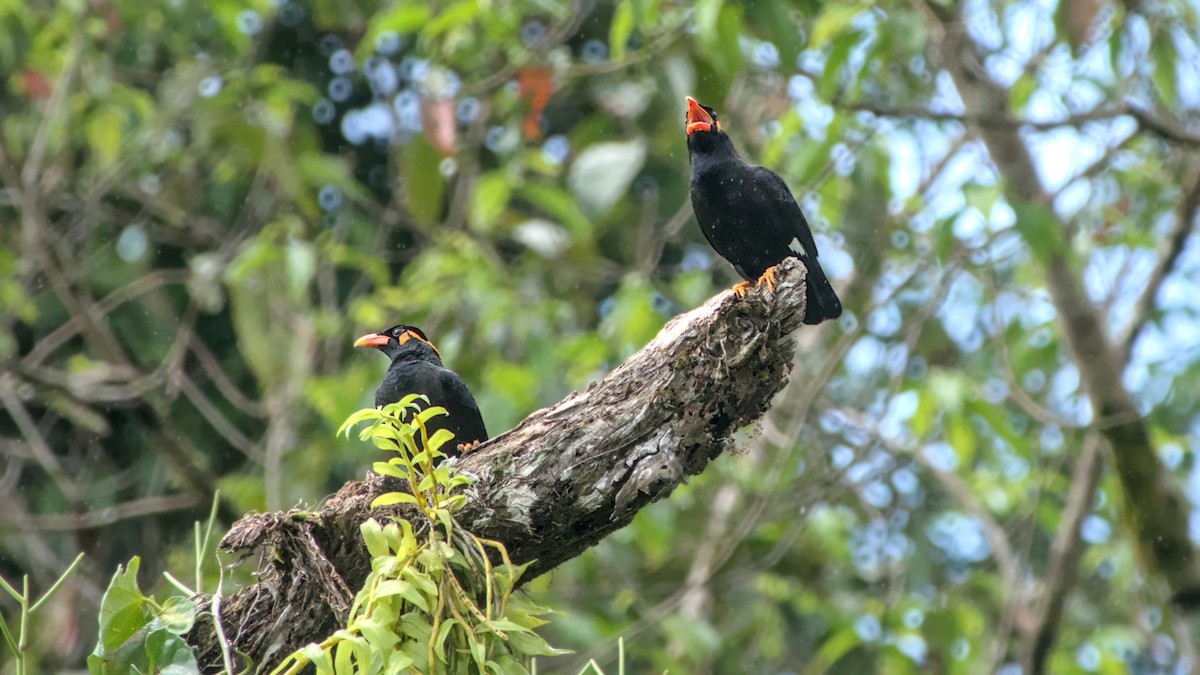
[685,97,714,135]
[354,333,389,348]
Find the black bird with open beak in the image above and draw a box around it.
[354,324,488,454]
[684,96,842,325]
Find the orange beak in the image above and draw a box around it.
[353,333,390,348]
[685,96,715,135]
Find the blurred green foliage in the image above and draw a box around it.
[2,0,1199,672]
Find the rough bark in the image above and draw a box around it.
[186,258,812,672]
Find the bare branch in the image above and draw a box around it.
[0,373,77,498]
[22,269,191,369]
[1026,432,1104,675]
[0,493,202,531]
[836,99,1200,145]
[177,375,263,464]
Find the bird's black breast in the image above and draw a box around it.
[376,360,489,449]
[689,162,810,281]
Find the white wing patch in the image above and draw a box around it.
[788,236,808,256]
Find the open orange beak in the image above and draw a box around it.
[685,96,715,135]
[353,333,390,348]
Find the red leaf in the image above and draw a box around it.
[517,67,553,140]
[20,70,51,100]
[423,97,457,155]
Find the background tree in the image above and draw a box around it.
[1,0,1199,672]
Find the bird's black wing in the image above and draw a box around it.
[435,368,488,445]
[750,166,820,261]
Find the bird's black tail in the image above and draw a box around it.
[802,258,842,325]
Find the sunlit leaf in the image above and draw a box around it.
[609,0,634,61]
[157,597,196,636]
[469,172,512,232]
[567,138,647,217]
[85,106,122,170]
[372,492,420,508]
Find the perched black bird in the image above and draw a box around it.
[354,325,488,454]
[684,96,842,325]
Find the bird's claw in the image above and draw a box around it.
[757,266,778,294]
[731,281,754,299]
[456,440,482,454]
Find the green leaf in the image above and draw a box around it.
[945,414,976,467]
[415,405,449,426]
[694,0,723,47]
[371,492,420,508]
[425,0,482,37]
[357,4,433,59]
[372,461,405,479]
[361,519,389,558]
[964,184,1000,217]
[911,390,938,438]
[376,580,430,612]
[387,651,417,672]
[435,618,458,660]
[469,172,512,232]
[934,214,958,264]
[435,508,454,534]
[402,567,439,599]
[401,136,447,228]
[143,627,200,673]
[299,643,333,673]
[1011,199,1066,265]
[469,637,487,670]
[334,636,355,674]
[750,0,802,66]
[337,408,383,438]
[86,106,122,170]
[810,3,864,48]
[517,184,591,237]
[1151,36,1177,107]
[157,597,196,635]
[967,400,1025,451]
[819,30,860,100]
[425,428,456,453]
[1009,73,1037,113]
[805,626,862,673]
[95,558,150,653]
[567,139,647,217]
[359,617,401,652]
[488,618,534,635]
[609,0,634,61]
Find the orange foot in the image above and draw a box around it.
[456,440,482,454]
[731,280,754,299]
[757,265,779,293]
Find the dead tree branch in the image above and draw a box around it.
[186,258,813,672]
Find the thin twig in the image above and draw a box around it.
[1118,164,1200,361]
[0,493,202,531]
[21,269,191,368]
[214,564,236,675]
[0,374,77,498]
[1026,432,1104,675]
[835,99,1200,145]
[177,375,263,463]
